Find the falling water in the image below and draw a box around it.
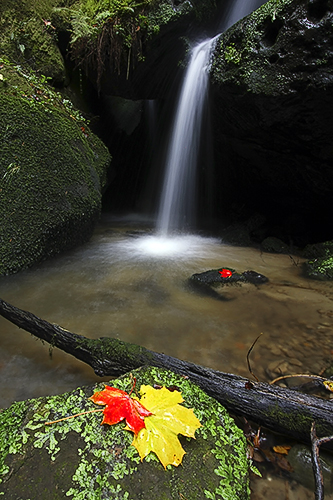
[223,0,265,31]
[156,0,266,236]
[156,38,216,235]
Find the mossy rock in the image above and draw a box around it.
[0,85,111,275]
[302,240,333,260]
[0,367,252,500]
[0,0,67,84]
[302,240,333,280]
[210,0,333,95]
[261,237,290,254]
[303,256,333,280]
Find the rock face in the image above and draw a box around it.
[0,77,111,275]
[210,0,333,244]
[0,367,251,500]
[0,0,113,275]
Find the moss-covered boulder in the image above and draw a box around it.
[0,367,252,499]
[0,0,68,85]
[0,62,111,275]
[209,0,333,244]
[303,240,333,280]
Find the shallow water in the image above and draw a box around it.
[1,215,333,497]
[1,215,333,406]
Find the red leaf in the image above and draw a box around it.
[219,269,232,278]
[90,385,153,434]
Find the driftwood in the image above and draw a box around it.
[1,297,333,448]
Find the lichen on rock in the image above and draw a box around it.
[0,367,252,499]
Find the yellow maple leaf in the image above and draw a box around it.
[128,385,201,468]
[323,380,333,393]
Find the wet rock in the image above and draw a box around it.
[190,268,244,285]
[190,268,268,285]
[210,0,333,244]
[304,256,333,280]
[266,360,291,377]
[303,240,333,259]
[0,90,111,275]
[288,444,333,494]
[303,240,333,280]
[261,237,290,254]
[0,367,251,500]
[242,270,269,285]
[188,267,268,300]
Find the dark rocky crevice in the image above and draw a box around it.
[262,17,284,47]
[307,0,329,20]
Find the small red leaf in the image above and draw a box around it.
[219,269,232,278]
[90,385,153,434]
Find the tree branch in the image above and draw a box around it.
[1,297,333,448]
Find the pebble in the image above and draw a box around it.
[270,346,283,356]
[288,358,303,367]
[267,360,291,375]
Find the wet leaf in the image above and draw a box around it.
[273,445,291,455]
[323,380,333,392]
[90,385,152,434]
[219,268,233,278]
[130,385,201,468]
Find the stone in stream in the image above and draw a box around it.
[188,267,268,300]
[288,444,333,494]
[0,367,252,500]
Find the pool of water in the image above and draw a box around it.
[1,215,332,498]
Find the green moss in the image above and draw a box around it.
[224,44,241,65]
[210,0,299,95]
[0,0,67,83]
[0,83,110,275]
[0,367,251,499]
[304,257,333,281]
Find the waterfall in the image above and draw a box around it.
[223,0,265,31]
[156,0,265,236]
[156,38,216,235]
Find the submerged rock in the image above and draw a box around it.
[288,444,333,493]
[0,367,252,500]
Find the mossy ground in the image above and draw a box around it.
[0,367,252,500]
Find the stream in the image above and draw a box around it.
[1,215,333,498]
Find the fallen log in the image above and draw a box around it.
[1,297,332,448]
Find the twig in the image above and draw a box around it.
[311,422,333,500]
[45,409,103,425]
[246,333,263,382]
[270,374,324,386]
